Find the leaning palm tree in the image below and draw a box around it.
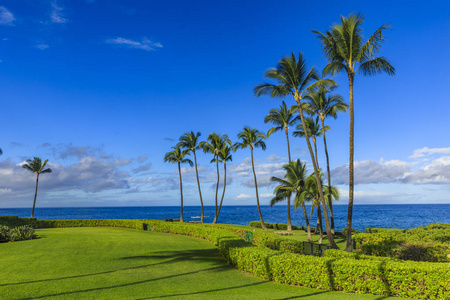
[213,144,235,223]
[236,127,267,230]
[270,159,312,241]
[293,117,329,168]
[177,131,205,223]
[254,52,338,247]
[299,173,339,244]
[200,133,231,221]
[313,13,395,251]
[164,146,193,223]
[22,157,52,218]
[264,101,298,230]
[304,85,348,234]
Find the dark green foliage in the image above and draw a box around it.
[249,221,304,230]
[0,225,36,242]
[354,223,450,262]
[36,219,146,230]
[0,216,37,228]
[342,227,362,235]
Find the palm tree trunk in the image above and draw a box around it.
[301,202,312,242]
[285,127,292,231]
[215,154,220,221]
[313,138,319,169]
[295,94,337,248]
[321,118,335,235]
[346,75,355,252]
[214,162,227,223]
[193,151,204,223]
[317,205,323,244]
[251,148,266,230]
[31,174,39,218]
[178,162,184,223]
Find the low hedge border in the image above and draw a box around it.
[28,219,450,299]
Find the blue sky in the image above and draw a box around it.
[1,0,450,208]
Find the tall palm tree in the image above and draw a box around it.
[270,159,312,241]
[213,144,235,223]
[200,133,231,221]
[293,117,329,234]
[264,101,298,230]
[22,157,52,218]
[304,85,348,234]
[236,127,267,230]
[254,52,338,247]
[164,146,193,223]
[177,131,205,223]
[0,148,2,155]
[298,173,339,244]
[313,13,395,251]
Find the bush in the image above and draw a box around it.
[249,221,304,230]
[0,225,36,242]
[342,227,362,236]
[0,216,37,228]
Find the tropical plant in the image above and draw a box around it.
[298,173,339,244]
[254,52,338,247]
[270,159,312,241]
[177,131,205,223]
[304,85,348,234]
[200,133,231,221]
[236,127,267,230]
[293,117,329,168]
[22,157,52,218]
[0,148,2,155]
[213,144,235,223]
[313,13,395,251]
[264,101,298,230]
[163,146,193,222]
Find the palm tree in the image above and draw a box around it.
[270,159,312,241]
[22,157,52,218]
[164,146,193,222]
[254,52,338,247]
[298,173,339,244]
[313,13,395,251]
[0,148,2,155]
[213,144,235,223]
[304,85,348,234]
[236,127,267,230]
[177,131,205,223]
[200,133,231,221]
[264,101,298,230]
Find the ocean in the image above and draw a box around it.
[1,204,449,231]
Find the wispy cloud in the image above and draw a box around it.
[106,37,163,51]
[50,1,67,24]
[35,44,50,50]
[409,147,450,159]
[0,6,15,26]
[234,193,252,200]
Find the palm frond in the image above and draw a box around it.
[357,57,395,76]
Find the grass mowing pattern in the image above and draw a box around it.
[0,227,403,300]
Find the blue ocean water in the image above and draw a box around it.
[1,204,449,231]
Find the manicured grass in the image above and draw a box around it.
[0,227,404,299]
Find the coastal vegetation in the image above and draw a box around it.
[22,157,52,218]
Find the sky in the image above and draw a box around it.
[1,0,450,208]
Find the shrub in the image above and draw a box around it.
[0,225,36,242]
[249,221,303,230]
[0,216,37,228]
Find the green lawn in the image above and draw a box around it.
[0,227,404,299]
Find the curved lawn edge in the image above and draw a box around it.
[34,219,449,299]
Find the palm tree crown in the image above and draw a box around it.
[177,131,202,153]
[163,147,193,167]
[293,117,329,142]
[264,101,298,138]
[303,86,348,121]
[312,13,395,78]
[22,157,52,175]
[270,159,307,207]
[236,127,266,151]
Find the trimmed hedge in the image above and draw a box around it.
[28,219,450,299]
[0,216,37,228]
[354,223,450,262]
[249,221,304,230]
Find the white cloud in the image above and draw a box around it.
[50,1,67,23]
[0,6,15,26]
[403,156,450,184]
[35,44,50,50]
[260,193,273,199]
[409,147,450,159]
[234,193,252,200]
[106,37,163,51]
[267,154,281,162]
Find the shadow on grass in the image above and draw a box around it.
[276,291,328,299]
[0,248,225,288]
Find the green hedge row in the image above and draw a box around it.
[0,216,37,228]
[354,223,450,262]
[28,219,450,299]
[0,225,36,242]
[249,221,305,230]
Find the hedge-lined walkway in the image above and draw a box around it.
[0,227,403,299]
